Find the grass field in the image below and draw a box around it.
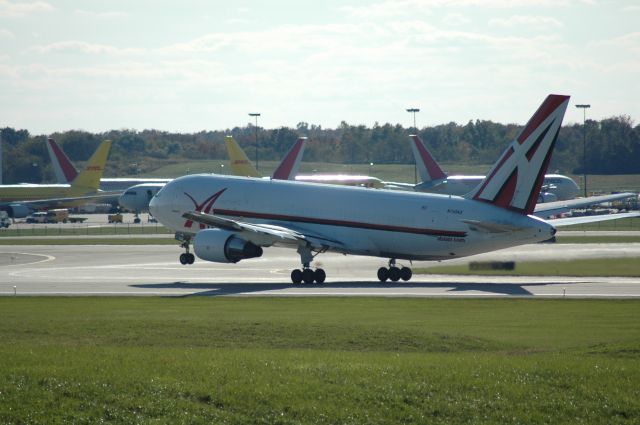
[0,297,638,424]
[416,257,640,277]
[145,159,640,193]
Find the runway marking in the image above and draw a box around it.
[0,252,55,267]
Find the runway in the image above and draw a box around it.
[1,244,639,298]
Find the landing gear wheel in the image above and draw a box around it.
[187,253,195,264]
[314,268,326,284]
[389,266,401,282]
[291,269,303,284]
[401,267,412,281]
[179,253,188,265]
[377,267,389,282]
[302,268,315,284]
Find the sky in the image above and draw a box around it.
[0,0,638,134]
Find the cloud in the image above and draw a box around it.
[341,0,593,18]
[489,15,563,28]
[0,1,53,17]
[30,41,143,55]
[73,9,128,19]
[0,28,15,39]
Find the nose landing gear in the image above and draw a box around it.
[377,259,412,282]
[178,237,195,265]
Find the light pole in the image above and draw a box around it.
[249,113,261,173]
[575,104,590,197]
[406,108,420,183]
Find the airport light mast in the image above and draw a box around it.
[249,113,261,173]
[407,108,420,184]
[575,104,591,197]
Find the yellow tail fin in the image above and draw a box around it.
[224,136,260,177]
[70,140,112,193]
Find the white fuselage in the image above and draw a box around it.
[415,174,579,200]
[150,174,555,262]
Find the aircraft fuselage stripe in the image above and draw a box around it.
[212,208,467,237]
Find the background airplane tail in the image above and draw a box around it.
[467,95,570,215]
[70,140,112,192]
[224,136,261,178]
[272,137,307,180]
[46,138,79,184]
[409,135,447,182]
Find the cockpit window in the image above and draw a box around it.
[124,190,136,195]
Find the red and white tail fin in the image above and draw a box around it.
[46,138,78,184]
[409,135,447,182]
[467,94,570,215]
[271,137,307,180]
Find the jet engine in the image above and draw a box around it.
[193,229,263,263]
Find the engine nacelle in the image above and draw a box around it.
[538,192,558,203]
[193,229,263,263]
[6,203,31,218]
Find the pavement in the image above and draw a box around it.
[1,244,639,298]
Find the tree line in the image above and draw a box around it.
[1,115,638,184]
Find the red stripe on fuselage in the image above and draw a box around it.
[211,208,467,238]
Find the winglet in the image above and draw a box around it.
[467,95,570,215]
[70,140,112,192]
[272,137,307,180]
[409,135,447,182]
[224,136,261,178]
[46,137,79,184]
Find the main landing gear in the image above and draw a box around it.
[290,245,326,284]
[377,259,412,282]
[178,238,195,265]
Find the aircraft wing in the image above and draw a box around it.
[534,192,636,218]
[0,191,123,210]
[182,211,345,250]
[545,211,640,227]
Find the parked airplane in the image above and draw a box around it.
[409,134,579,200]
[0,140,114,217]
[149,94,637,284]
[46,138,170,191]
[409,134,637,217]
[118,136,308,216]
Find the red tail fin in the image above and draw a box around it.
[272,137,307,180]
[467,95,570,215]
[410,135,447,182]
[46,138,78,183]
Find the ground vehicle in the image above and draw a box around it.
[0,211,11,228]
[26,209,70,224]
[108,213,123,223]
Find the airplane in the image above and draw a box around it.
[118,136,308,216]
[46,137,171,191]
[224,135,390,188]
[409,134,580,200]
[409,134,637,217]
[0,140,114,218]
[149,94,639,284]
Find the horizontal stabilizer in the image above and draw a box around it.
[461,219,525,233]
[546,211,640,227]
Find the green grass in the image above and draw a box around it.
[560,217,640,232]
[0,298,639,424]
[416,257,640,277]
[556,235,640,243]
[0,224,172,237]
[0,237,176,245]
[146,159,640,193]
